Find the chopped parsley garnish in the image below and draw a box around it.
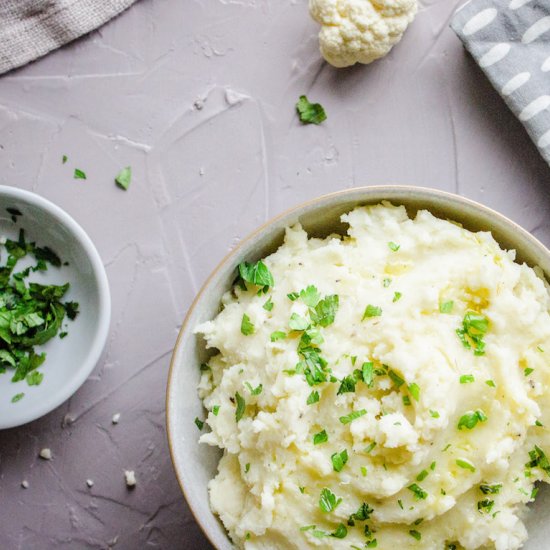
[307,390,320,405]
[388,242,400,252]
[235,392,246,422]
[194,417,204,430]
[11,392,24,403]
[535,420,543,427]
[439,300,454,314]
[339,409,367,425]
[62,155,68,164]
[287,292,299,301]
[238,260,274,291]
[212,405,220,416]
[115,166,132,190]
[485,379,496,387]
[537,345,544,352]
[398,499,404,509]
[460,374,475,384]
[416,470,429,482]
[362,304,382,320]
[240,313,254,335]
[364,442,376,453]
[407,483,427,500]
[270,330,286,342]
[74,168,87,180]
[331,524,347,539]
[362,362,374,387]
[403,395,411,406]
[388,369,405,387]
[477,499,494,514]
[313,430,328,445]
[430,461,436,471]
[299,285,321,307]
[524,367,534,376]
[244,463,250,473]
[480,483,502,494]
[310,294,339,327]
[457,410,487,430]
[393,292,402,302]
[347,502,373,525]
[456,459,476,472]
[289,313,309,331]
[361,466,367,476]
[456,312,489,356]
[429,410,440,418]
[299,486,305,494]
[526,446,550,475]
[319,488,342,513]
[296,95,327,125]
[245,382,262,395]
[383,278,392,287]
[26,371,43,386]
[331,450,349,472]
[262,297,274,311]
[409,530,421,541]
[408,382,420,401]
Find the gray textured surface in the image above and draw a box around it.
[0,0,548,549]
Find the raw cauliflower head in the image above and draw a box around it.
[309,0,418,68]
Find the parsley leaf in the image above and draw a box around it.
[240,313,254,335]
[115,166,132,190]
[307,390,320,405]
[408,382,420,402]
[296,95,327,125]
[388,241,400,252]
[310,295,339,327]
[460,374,475,384]
[339,409,367,425]
[362,305,382,320]
[439,300,454,314]
[480,483,502,495]
[393,292,402,302]
[235,392,246,422]
[456,459,476,472]
[270,330,286,342]
[74,168,87,180]
[238,260,274,290]
[319,488,342,513]
[331,449,348,472]
[313,430,328,445]
[409,530,421,541]
[11,392,24,403]
[526,446,550,476]
[407,483,427,500]
[299,285,321,307]
[289,313,309,331]
[245,382,262,395]
[457,410,487,430]
[26,370,43,386]
[263,297,274,311]
[457,312,489,356]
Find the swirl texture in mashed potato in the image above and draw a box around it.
[195,203,550,550]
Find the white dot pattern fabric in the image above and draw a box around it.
[452,0,550,168]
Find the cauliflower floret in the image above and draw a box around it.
[309,0,418,68]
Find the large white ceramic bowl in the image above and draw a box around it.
[0,186,110,429]
[167,186,550,549]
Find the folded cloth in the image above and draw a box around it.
[451,0,550,167]
[0,0,138,75]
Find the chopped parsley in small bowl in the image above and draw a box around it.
[0,186,110,429]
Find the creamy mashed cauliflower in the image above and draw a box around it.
[196,203,550,550]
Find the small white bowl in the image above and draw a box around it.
[0,186,110,429]
[167,186,550,549]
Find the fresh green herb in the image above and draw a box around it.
[364,442,376,454]
[238,260,274,291]
[429,410,440,418]
[289,313,309,331]
[479,483,502,495]
[115,166,132,190]
[235,392,246,422]
[408,382,420,401]
[366,541,378,548]
[299,285,321,307]
[194,417,204,430]
[11,392,24,403]
[313,430,328,445]
[362,362,374,387]
[212,405,220,416]
[383,278,392,287]
[531,487,539,500]
[398,499,404,510]
[331,450,348,472]
[339,409,367,425]
[457,410,487,430]
[407,484,427,500]
[59,331,68,339]
[393,292,402,302]
[439,300,454,314]
[270,331,286,342]
[62,155,68,164]
[337,374,357,394]
[263,297,274,311]
[287,292,299,301]
[535,420,543,427]
[524,367,534,376]
[409,530,421,541]
[74,168,87,180]
[456,459,476,472]
[310,294,339,327]
[296,95,327,125]
[388,369,405,387]
[403,395,411,406]
[460,374,475,384]
[26,370,43,386]
[416,470,429,482]
[361,466,367,477]
[299,486,305,494]
[456,312,489,356]
[330,524,347,539]
[537,345,544,352]
[430,461,436,471]
[240,313,255,335]
[526,446,550,475]
[307,390,320,405]
[245,382,262,396]
[362,305,382,320]
[388,242,400,252]
[319,488,342,513]
[347,502,373,525]
[485,379,496,388]
[477,499,494,514]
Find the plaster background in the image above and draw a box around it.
[0,0,548,548]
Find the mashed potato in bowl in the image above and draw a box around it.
[195,203,550,550]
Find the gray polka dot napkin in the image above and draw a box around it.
[0,0,138,75]
[451,0,550,167]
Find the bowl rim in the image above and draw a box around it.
[166,184,550,549]
[0,185,111,429]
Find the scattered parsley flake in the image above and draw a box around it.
[388,242,400,252]
[331,524,348,539]
[364,442,376,454]
[457,312,489,356]
[362,304,382,320]
[526,446,550,476]
[313,430,328,445]
[194,417,204,430]
[403,395,411,406]
[383,278,392,287]
[416,470,429,482]
[245,382,262,396]
[240,313,255,335]
[456,459,476,472]
[407,483,427,500]
[393,291,402,302]
[388,369,405,387]
[460,374,475,384]
[331,449,349,472]
[361,466,367,477]
[11,392,24,403]
[535,420,543,427]
[296,95,327,125]
[458,410,487,430]
[310,294,339,327]
[409,530,421,541]
[115,166,132,190]
[244,463,250,473]
[362,362,374,387]
[299,486,305,494]
[537,345,544,352]
[486,379,496,388]
[74,168,87,180]
[263,297,274,311]
[62,155,68,164]
[212,405,220,416]
[480,483,502,494]
[339,409,367,425]
[26,371,43,386]
[319,488,342,513]
[307,390,320,405]
[477,499,494,514]
[408,382,420,401]
[270,330,286,342]
[299,285,321,307]
[398,499,404,510]
[289,313,309,331]
[439,300,454,314]
[429,410,440,418]
[287,292,299,301]
[524,367,534,376]
[337,374,357,394]
[238,260,274,290]
[235,392,246,422]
